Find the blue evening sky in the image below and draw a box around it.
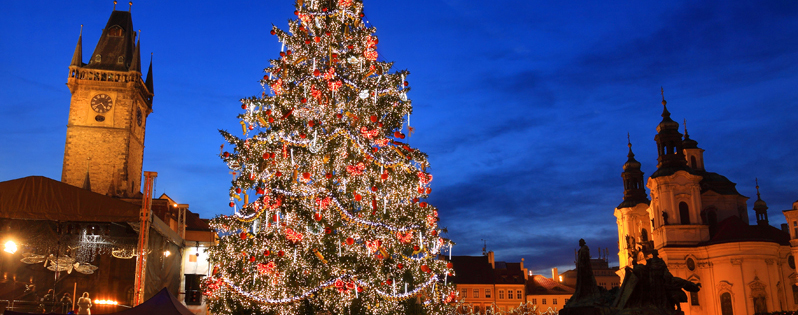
[1,1,797,274]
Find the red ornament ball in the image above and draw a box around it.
[241,104,247,110]
[229,202,235,208]
[301,98,308,104]
[250,255,256,262]
[286,50,292,55]
[300,134,306,139]
[303,172,311,179]
[279,52,285,57]
[370,115,378,122]
[223,152,230,157]
[307,120,314,126]
[314,36,321,43]
[354,194,362,201]
[336,113,343,119]
[314,212,322,221]
[240,232,248,240]
[275,171,282,177]
[263,75,268,80]
[413,198,419,203]
[371,186,378,192]
[419,202,428,208]
[346,237,355,245]
[359,12,364,17]
[404,81,409,87]
[348,45,354,49]
[264,249,271,256]
[268,117,274,123]
[381,173,388,180]
[386,279,392,285]
[270,30,276,35]
[278,250,285,257]
[324,227,332,234]
[294,10,298,15]
[305,39,311,44]
[248,125,254,130]
[397,263,404,269]
[447,262,454,269]
[413,245,420,251]
[393,131,405,139]
[322,7,328,12]
[325,173,333,179]
[357,286,363,293]
[314,69,321,76]
[235,188,242,194]
[325,31,331,36]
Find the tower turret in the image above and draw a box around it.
[652,88,690,178]
[682,119,705,171]
[754,179,769,226]
[619,134,650,208]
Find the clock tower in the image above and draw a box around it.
[62,6,153,197]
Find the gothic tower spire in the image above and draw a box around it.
[70,25,84,67]
[145,53,154,96]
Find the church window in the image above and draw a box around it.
[690,291,699,305]
[720,293,733,315]
[690,156,697,168]
[753,295,767,313]
[117,56,124,64]
[108,26,123,37]
[679,202,690,224]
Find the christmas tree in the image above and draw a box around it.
[204,1,458,314]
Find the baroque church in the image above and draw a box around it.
[614,92,798,315]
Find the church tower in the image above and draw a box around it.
[62,3,153,197]
[615,135,652,269]
[647,90,707,248]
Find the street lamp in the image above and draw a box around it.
[3,240,17,254]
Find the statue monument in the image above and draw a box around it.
[559,240,701,315]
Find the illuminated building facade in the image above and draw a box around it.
[615,93,797,315]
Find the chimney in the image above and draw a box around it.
[552,267,558,281]
[488,251,495,269]
[521,258,528,280]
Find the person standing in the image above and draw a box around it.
[77,292,92,315]
[60,293,73,314]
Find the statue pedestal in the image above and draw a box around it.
[560,306,602,315]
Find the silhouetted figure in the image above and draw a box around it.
[77,292,92,315]
[60,293,73,314]
[565,239,599,307]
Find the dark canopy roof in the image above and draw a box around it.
[0,176,140,222]
[703,215,790,246]
[4,288,192,315]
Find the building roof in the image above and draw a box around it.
[494,262,525,284]
[450,255,494,285]
[702,215,790,246]
[526,275,575,296]
[696,171,743,196]
[0,176,140,222]
[84,10,137,71]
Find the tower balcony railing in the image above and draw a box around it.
[68,67,141,84]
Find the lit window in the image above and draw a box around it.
[499,290,504,299]
[473,289,479,299]
[542,299,546,304]
[485,289,491,298]
[108,26,123,37]
[553,299,557,305]
[517,290,522,299]
[461,289,467,299]
[532,298,537,304]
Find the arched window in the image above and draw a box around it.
[108,25,123,37]
[679,202,690,225]
[690,156,697,168]
[641,229,648,242]
[721,292,733,315]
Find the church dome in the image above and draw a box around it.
[682,134,698,149]
[753,196,768,211]
[623,142,641,171]
[656,100,680,133]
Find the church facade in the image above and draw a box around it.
[614,93,798,315]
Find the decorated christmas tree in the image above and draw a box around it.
[204,1,458,314]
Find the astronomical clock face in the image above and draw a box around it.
[90,94,113,113]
